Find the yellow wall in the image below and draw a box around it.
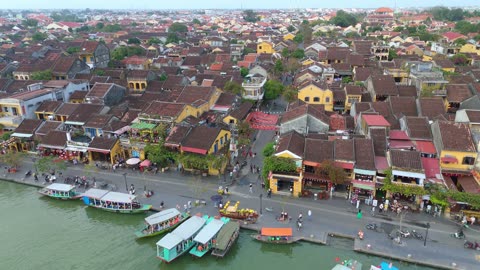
[223,115,238,125]
[283,33,295,41]
[88,140,124,164]
[128,79,147,91]
[422,55,433,62]
[257,41,274,54]
[298,84,333,111]
[269,176,302,197]
[301,59,314,66]
[345,94,362,111]
[79,54,94,64]
[460,44,480,55]
[440,150,476,172]
[441,67,455,73]
[207,129,231,154]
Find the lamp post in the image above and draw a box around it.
[424,222,430,246]
[31,157,37,173]
[259,193,263,215]
[123,172,128,192]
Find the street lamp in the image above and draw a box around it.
[259,194,263,215]
[424,222,430,246]
[31,157,37,173]
[123,172,128,192]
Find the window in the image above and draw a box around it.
[313,97,320,102]
[462,157,475,165]
[304,97,310,102]
[259,46,262,50]
[325,97,330,103]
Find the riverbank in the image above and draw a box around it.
[1,165,477,270]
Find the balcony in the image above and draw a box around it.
[0,115,23,128]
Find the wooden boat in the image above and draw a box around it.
[135,208,190,238]
[211,221,240,258]
[375,262,399,270]
[252,227,301,244]
[156,215,209,263]
[331,259,363,270]
[219,201,258,223]
[189,217,230,258]
[38,183,82,200]
[82,188,152,214]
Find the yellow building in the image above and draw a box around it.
[345,85,363,111]
[460,43,480,55]
[283,33,295,41]
[301,59,314,66]
[222,102,253,126]
[87,137,125,164]
[257,41,275,54]
[297,81,333,111]
[432,120,477,173]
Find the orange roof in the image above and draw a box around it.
[376,7,393,13]
[261,227,293,237]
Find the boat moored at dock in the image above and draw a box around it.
[82,188,152,214]
[211,221,240,258]
[252,227,301,244]
[135,208,190,238]
[38,183,82,200]
[189,217,230,258]
[156,214,209,263]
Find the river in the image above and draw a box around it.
[0,181,435,270]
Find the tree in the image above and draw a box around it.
[274,59,284,75]
[285,58,301,73]
[240,67,249,77]
[144,144,176,168]
[393,26,404,32]
[330,10,357,27]
[262,142,276,157]
[66,46,80,54]
[455,21,479,35]
[0,151,25,169]
[168,22,188,33]
[223,81,244,95]
[429,6,464,21]
[237,120,253,140]
[103,24,122,32]
[96,22,104,29]
[243,9,259,23]
[281,48,290,58]
[291,49,305,59]
[264,80,285,100]
[94,69,105,76]
[23,18,38,28]
[192,18,201,24]
[283,86,298,103]
[243,47,256,55]
[31,70,52,80]
[388,49,398,61]
[165,33,180,44]
[287,25,296,32]
[315,160,347,185]
[147,37,161,45]
[35,156,67,174]
[127,37,141,44]
[261,156,297,180]
[31,32,47,42]
[293,33,304,43]
[450,53,469,66]
[454,38,467,46]
[1,131,11,141]
[159,74,168,81]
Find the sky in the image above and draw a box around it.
[2,0,479,10]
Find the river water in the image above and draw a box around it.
[0,181,435,270]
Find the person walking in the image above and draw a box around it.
[308,209,312,221]
[267,188,272,198]
[249,183,253,193]
[261,181,265,190]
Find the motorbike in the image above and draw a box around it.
[451,230,466,239]
[464,241,480,250]
[365,223,384,233]
[396,229,411,238]
[25,170,32,177]
[296,220,302,231]
[411,230,424,240]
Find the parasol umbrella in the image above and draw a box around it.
[140,159,151,167]
[211,194,223,208]
[126,158,141,165]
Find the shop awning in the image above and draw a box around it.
[87,148,111,154]
[38,144,65,150]
[392,170,425,179]
[130,122,156,130]
[65,146,87,152]
[334,161,354,170]
[354,168,376,176]
[457,176,480,194]
[11,133,33,138]
[181,146,207,155]
[351,179,375,191]
[261,227,292,237]
[441,157,458,163]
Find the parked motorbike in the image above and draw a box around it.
[25,170,32,177]
[464,241,480,250]
[365,223,384,233]
[297,219,302,231]
[411,230,424,240]
[451,230,466,239]
[396,229,411,238]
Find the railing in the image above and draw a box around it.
[0,115,22,126]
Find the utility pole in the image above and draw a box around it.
[123,172,128,192]
[424,222,430,246]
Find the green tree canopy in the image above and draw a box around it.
[166,33,180,44]
[388,49,398,61]
[240,67,249,77]
[192,18,201,24]
[429,6,464,21]
[262,142,276,157]
[262,156,298,180]
[454,38,467,46]
[243,9,260,23]
[66,46,80,54]
[264,79,285,100]
[103,24,122,32]
[330,10,358,27]
[281,48,290,58]
[23,18,38,27]
[144,144,176,168]
[293,33,304,43]
[454,21,480,35]
[282,86,298,103]
[127,37,141,44]
[168,22,188,33]
[147,37,162,45]
[35,156,67,174]
[223,81,244,95]
[31,32,47,42]
[450,53,469,66]
[31,70,52,80]
[96,22,104,29]
[111,46,145,61]
[274,59,284,74]
[291,49,305,59]
[0,151,25,169]
[287,25,296,32]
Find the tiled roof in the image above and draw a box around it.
[304,138,334,164]
[354,138,376,170]
[363,114,391,127]
[55,103,80,116]
[390,150,423,171]
[418,97,446,119]
[165,125,191,146]
[35,100,62,113]
[86,83,113,98]
[437,121,476,152]
[35,121,63,136]
[181,126,223,152]
[334,139,355,161]
[143,101,186,118]
[40,130,67,147]
[370,128,387,157]
[88,137,118,151]
[446,84,473,103]
[13,119,42,135]
[66,104,104,123]
[229,102,252,121]
[465,110,480,123]
[275,131,305,158]
[370,75,398,96]
[84,114,113,129]
[397,85,417,97]
[389,96,417,117]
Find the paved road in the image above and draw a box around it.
[7,158,480,269]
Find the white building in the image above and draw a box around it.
[241,73,266,101]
